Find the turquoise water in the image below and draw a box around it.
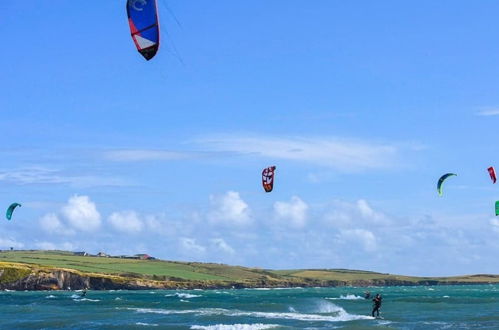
[0,285,497,329]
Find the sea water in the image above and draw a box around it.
[0,285,497,329]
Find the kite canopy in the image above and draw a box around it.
[437,173,457,196]
[126,0,160,60]
[496,201,499,216]
[6,203,21,220]
[488,166,496,184]
[262,166,276,193]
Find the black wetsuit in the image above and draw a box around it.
[372,296,382,317]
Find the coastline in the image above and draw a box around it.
[1,251,498,291]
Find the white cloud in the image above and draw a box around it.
[306,171,339,184]
[209,191,251,225]
[0,167,125,187]
[356,199,388,224]
[61,195,101,232]
[490,218,499,233]
[0,237,24,249]
[197,135,400,171]
[476,108,499,116]
[180,238,206,254]
[39,213,75,235]
[108,211,144,233]
[274,196,309,228]
[338,229,377,252]
[104,149,193,161]
[144,215,170,235]
[0,167,66,184]
[25,194,499,275]
[35,241,74,251]
[211,238,235,254]
[324,199,391,227]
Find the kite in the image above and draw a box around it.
[488,166,496,184]
[437,173,457,196]
[262,166,276,193]
[126,0,160,60]
[6,203,21,220]
[496,201,499,216]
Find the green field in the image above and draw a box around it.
[0,250,276,282]
[272,269,499,283]
[273,269,416,281]
[0,250,498,287]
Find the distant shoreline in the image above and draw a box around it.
[0,250,497,291]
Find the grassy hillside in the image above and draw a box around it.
[0,250,278,282]
[273,269,417,282]
[272,269,499,283]
[0,250,498,288]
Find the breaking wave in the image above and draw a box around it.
[326,294,364,300]
[79,298,100,302]
[131,302,372,323]
[165,293,201,299]
[191,324,280,330]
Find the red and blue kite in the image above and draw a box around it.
[126,0,160,60]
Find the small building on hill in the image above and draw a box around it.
[97,252,109,257]
[134,254,152,260]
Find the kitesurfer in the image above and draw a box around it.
[364,291,371,299]
[80,288,87,298]
[372,293,382,317]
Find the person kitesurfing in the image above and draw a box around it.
[80,288,87,298]
[372,293,382,318]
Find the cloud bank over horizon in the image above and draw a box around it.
[1,191,495,277]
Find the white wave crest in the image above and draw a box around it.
[313,300,370,322]
[131,304,372,323]
[76,298,100,302]
[178,293,201,299]
[165,292,201,299]
[245,287,302,291]
[326,294,364,300]
[46,295,56,299]
[191,324,280,330]
[376,320,392,326]
[136,322,159,327]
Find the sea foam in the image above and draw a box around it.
[326,294,364,300]
[191,324,280,330]
[131,303,373,323]
[136,322,159,327]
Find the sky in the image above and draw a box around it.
[1,0,499,276]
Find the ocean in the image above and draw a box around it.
[0,285,497,329]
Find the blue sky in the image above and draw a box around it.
[1,1,499,276]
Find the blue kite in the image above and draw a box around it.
[127,0,160,60]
